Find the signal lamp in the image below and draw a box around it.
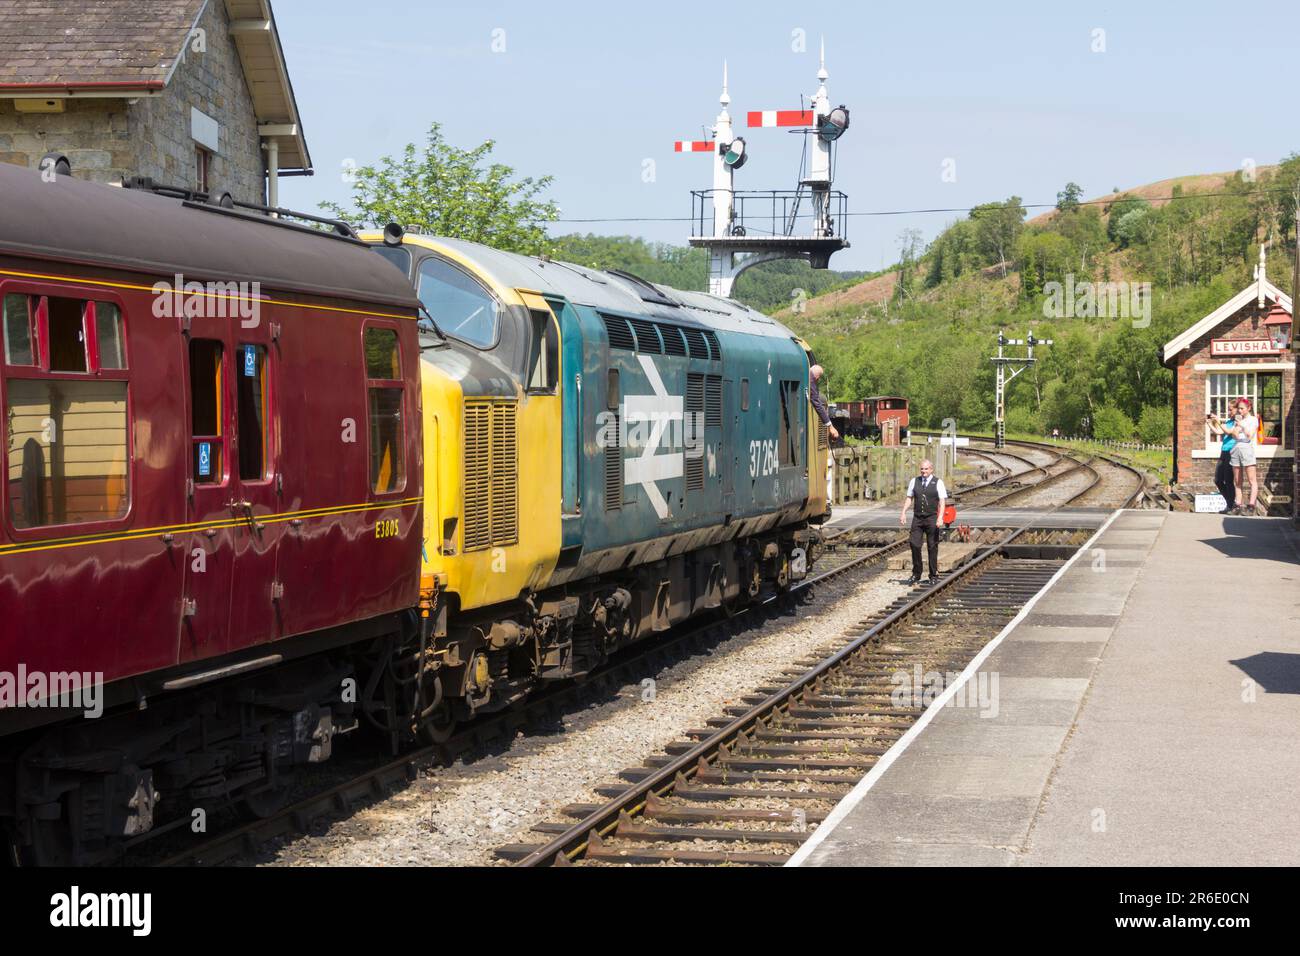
[721,137,748,170]
[818,106,850,142]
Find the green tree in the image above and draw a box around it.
[1092,405,1136,441]
[969,197,1026,276]
[322,122,559,255]
[1056,182,1084,214]
[1136,405,1173,445]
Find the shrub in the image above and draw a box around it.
[1136,405,1173,445]
[1092,404,1136,441]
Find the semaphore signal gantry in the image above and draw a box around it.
[676,42,851,296]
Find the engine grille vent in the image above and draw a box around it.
[463,400,518,552]
[705,374,723,427]
[604,411,623,510]
[627,318,662,354]
[658,324,687,356]
[603,314,635,351]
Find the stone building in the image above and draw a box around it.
[0,0,310,206]
[1161,248,1296,514]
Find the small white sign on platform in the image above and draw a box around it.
[1194,494,1227,513]
[937,437,970,447]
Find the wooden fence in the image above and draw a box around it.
[829,440,954,505]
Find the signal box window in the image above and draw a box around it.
[189,339,224,485]
[417,256,500,349]
[237,345,269,481]
[364,326,404,493]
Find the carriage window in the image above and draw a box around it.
[237,345,268,481]
[189,340,224,485]
[368,390,404,493]
[47,296,88,373]
[417,257,500,348]
[3,293,36,366]
[6,377,129,527]
[365,328,400,379]
[527,310,559,392]
[95,302,127,370]
[364,325,404,494]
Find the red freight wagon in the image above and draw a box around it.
[830,396,910,443]
[0,162,422,863]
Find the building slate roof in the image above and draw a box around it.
[0,0,204,89]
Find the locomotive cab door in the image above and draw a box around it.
[546,296,583,551]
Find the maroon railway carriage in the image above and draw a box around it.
[0,162,422,863]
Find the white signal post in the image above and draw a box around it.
[991,329,1052,448]
[679,46,850,297]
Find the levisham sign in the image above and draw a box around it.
[1209,338,1280,357]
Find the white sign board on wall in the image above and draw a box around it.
[190,107,220,153]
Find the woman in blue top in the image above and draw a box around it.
[1206,399,1239,513]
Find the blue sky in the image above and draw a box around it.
[274,0,1300,273]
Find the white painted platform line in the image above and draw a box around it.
[785,507,1129,867]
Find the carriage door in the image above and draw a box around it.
[181,321,236,662]
[225,319,281,648]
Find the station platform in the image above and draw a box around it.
[791,510,1300,867]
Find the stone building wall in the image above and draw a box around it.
[0,1,263,203]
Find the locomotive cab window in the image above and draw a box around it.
[417,256,501,349]
[779,380,801,467]
[364,326,405,494]
[527,310,559,393]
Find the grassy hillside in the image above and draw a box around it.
[780,160,1300,442]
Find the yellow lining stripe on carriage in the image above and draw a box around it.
[0,267,416,321]
[0,497,421,558]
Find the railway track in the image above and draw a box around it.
[497,528,1060,866]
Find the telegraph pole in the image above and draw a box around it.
[991,329,1051,448]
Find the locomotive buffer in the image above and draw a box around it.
[678,43,850,297]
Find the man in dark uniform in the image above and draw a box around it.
[899,459,947,585]
[809,365,839,441]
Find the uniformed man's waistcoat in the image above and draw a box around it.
[913,475,939,518]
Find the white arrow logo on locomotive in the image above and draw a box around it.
[624,355,683,519]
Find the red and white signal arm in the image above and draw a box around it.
[747,110,814,128]
[674,141,713,152]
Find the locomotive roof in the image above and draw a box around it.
[425,236,800,342]
[0,162,421,311]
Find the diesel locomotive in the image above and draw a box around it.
[0,162,827,864]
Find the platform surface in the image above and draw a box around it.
[792,510,1300,867]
